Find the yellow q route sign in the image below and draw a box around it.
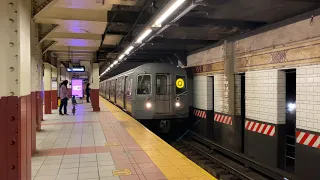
[176,78,185,89]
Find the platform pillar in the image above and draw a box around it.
[0,0,33,179]
[44,63,52,114]
[91,63,100,111]
[51,66,58,109]
[30,19,40,154]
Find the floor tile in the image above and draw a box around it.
[58,168,78,175]
[78,172,99,180]
[34,175,57,180]
[56,174,78,180]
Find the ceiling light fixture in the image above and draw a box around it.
[124,46,134,55]
[154,0,186,26]
[118,54,125,61]
[136,29,152,43]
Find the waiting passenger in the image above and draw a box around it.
[86,83,91,103]
[59,80,69,115]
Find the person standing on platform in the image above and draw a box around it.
[59,80,69,115]
[86,83,91,103]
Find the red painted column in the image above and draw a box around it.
[44,90,52,114]
[0,96,32,180]
[91,63,100,112]
[91,89,100,112]
[31,92,37,154]
[36,91,43,131]
[51,90,58,109]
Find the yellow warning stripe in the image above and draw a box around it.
[101,97,217,180]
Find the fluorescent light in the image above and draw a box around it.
[114,60,118,65]
[110,64,114,68]
[118,54,125,60]
[136,29,152,43]
[124,46,134,55]
[154,0,186,26]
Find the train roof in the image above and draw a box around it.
[102,63,185,82]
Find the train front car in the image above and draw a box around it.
[130,63,189,131]
[100,63,190,132]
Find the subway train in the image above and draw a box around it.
[100,63,191,129]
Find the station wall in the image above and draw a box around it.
[187,14,320,180]
[296,65,320,133]
[246,69,286,125]
[193,76,213,111]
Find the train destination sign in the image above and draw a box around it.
[176,78,185,89]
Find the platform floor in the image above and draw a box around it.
[32,97,216,180]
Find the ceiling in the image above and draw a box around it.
[34,0,320,79]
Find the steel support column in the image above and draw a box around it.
[0,0,33,179]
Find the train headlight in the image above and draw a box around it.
[146,102,152,109]
[175,102,180,107]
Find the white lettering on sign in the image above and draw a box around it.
[73,86,82,91]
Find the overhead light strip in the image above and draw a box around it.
[100,0,190,77]
[153,0,186,26]
[124,46,134,55]
[136,29,153,43]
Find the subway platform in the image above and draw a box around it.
[32,97,216,180]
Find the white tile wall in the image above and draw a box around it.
[297,65,320,133]
[214,74,229,114]
[246,70,286,124]
[193,76,213,110]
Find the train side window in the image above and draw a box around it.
[137,75,151,95]
[176,75,187,95]
[156,74,167,95]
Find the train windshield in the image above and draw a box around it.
[176,75,187,95]
[137,75,151,95]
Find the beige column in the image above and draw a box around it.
[51,66,58,109]
[44,63,52,114]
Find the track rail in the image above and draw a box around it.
[172,131,296,180]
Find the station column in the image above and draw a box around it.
[44,63,52,114]
[51,66,58,109]
[91,63,100,111]
[0,0,33,179]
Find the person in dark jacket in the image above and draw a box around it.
[86,83,91,103]
[59,80,69,115]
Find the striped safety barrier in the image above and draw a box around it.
[245,120,275,136]
[296,131,320,149]
[214,114,232,125]
[193,109,206,118]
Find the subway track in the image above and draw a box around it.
[169,131,296,180]
[172,134,268,180]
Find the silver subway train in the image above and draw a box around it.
[100,63,190,126]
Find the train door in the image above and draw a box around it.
[125,77,132,113]
[123,77,127,109]
[155,74,170,114]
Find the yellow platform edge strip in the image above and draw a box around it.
[100,97,217,180]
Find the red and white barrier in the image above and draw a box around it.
[296,131,320,149]
[194,109,206,118]
[245,120,275,136]
[214,114,232,125]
